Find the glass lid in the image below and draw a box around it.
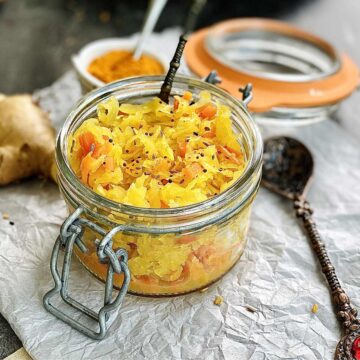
[205,27,341,83]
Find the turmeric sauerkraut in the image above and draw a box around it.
[68,90,246,208]
[69,91,250,295]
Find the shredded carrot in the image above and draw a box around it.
[224,146,242,157]
[179,142,187,158]
[217,145,241,165]
[198,103,217,119]
[135,275,159,285]
[80,153,94,184]
[160,200,170,208]
[93,142,112,158]
[79,131,96,155]
[174,98,179,111]
[183,91,192,101]
[183,163,203,181]
[176,235,197,244]
[202,127,216,139]
[105,157,115,172]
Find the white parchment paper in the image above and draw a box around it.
[1,28,360,360]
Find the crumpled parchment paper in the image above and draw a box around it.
[1,28,360,360]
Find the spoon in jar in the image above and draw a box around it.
[262,136,360,360]
[158,0,208,103]
[133,0,168,60]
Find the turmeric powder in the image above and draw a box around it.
[87,50,164,83]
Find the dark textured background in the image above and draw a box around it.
[2,0,360,358]
[0,0,311,94]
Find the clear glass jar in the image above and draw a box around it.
[185,18,359,127]
[56,75,262,296]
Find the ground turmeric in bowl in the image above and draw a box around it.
[87,50,164,83]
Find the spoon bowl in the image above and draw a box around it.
[262,136,313,199]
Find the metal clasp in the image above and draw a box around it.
[203,72,253,107]
[203,70,222,85]
[43,207,130,340]
[239,83,253,106]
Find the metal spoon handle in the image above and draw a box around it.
[158,34,187,103]
[294,196,360,330]
[184,0,207,34]
[294,196,360,359]
[133,0,167,60]
[294,196,359,332]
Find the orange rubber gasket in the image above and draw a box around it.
[185,18,360,113]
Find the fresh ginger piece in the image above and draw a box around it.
[0,95,56,185]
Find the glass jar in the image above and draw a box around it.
[185,18,359,127]
[56,75,262,297]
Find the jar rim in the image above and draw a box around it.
[56,75,262,218]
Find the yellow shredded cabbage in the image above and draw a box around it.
[68,91,247,208]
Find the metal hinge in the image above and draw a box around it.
[43,207,130,340]
[204,70,253,107]
[239,83,253,106]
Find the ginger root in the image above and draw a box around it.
[0,94,57,185]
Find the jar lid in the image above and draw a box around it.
[185,18,359,114]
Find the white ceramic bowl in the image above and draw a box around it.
[72,38,168,93]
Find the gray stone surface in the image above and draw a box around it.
[0,0,359,358]
[0,314,21,359]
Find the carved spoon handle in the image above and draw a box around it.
[294,195,359,332]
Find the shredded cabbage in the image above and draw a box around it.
[68,91,247,208]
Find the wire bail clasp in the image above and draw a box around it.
[239,83,253,106]
[43,207,130,340]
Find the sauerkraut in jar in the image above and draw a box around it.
[56,76,262,296]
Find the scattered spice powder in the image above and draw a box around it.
[214,295,223,306]
[311,303,319,313]
[88,50,164,83]
[2,212,9,220]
